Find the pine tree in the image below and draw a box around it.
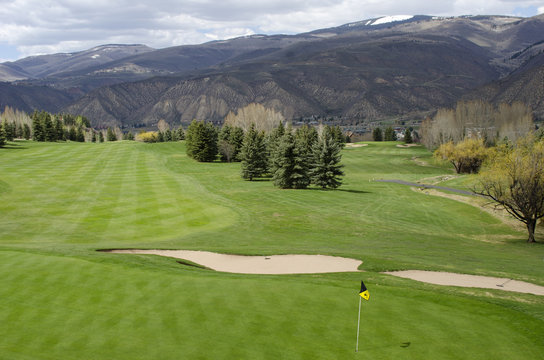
[266,121,286,174]
[0,122,6,147]
[176,126,185,141]
[240,124,267,180]
[99,132,104,143]
[68,127,77,141]
[23,124,31,140]
[372,127,383,141]
[43,113,56,142]
[310,132,344,189]
[106,127,117,141]
[76,127,85,142]
[272,131,310,189]
[384,126,397,141]
[404,128,413,144]
[54,118,64,140]
[1,119,12,141]
[32,111,44,141]
[185,120,218,162]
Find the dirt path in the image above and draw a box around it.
[384,270,544,296]
[106,249,362,274]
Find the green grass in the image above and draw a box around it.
[1,140,543,359]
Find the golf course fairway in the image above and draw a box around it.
[1,140,542,359]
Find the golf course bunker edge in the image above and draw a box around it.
[385,270,544,296]
[104,249,363,274]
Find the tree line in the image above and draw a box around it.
[185,119,345,189]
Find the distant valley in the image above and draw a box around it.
[1,14,543,129]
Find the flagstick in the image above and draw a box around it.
[356,295,362,352]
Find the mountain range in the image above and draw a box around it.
[1,14,543,129]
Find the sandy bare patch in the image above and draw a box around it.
[107,250,362,274]
[396,144,420,148]
[346,143,368,148]
[384,270,544,296]
[411,156,429,167]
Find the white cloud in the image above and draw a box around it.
[0,0,543,60]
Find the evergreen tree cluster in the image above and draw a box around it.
[183,119,345,189]
[30,110,100,143]
[241,123,345,189]
[185,120,219,162]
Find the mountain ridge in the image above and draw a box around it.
[1,14,544,128]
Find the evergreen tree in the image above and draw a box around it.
[266,121,286,174]
[91,132,97,143]
[127,132,135,141]
[384,126,397,141]
[218,125,244,162]
[54,118,64,140]
[1,119,13,141]
[0,122,6,147]
[372,127,383,141]
[164,129,172,142]
[272,131,311,189]
[175,126,185,141]
[15,123,22,139]
[329,125,346,147]
[185,120,218,162]
[76,127,85,142]
[295,125,318,155]
[106,127,117,141]
[404,128,413,144]
[310,132,344,189]
[32,111,45,141]
[240,124,268,180]
[68,127,77,141]
[99,132,104,143]
[43,113,56,141]
[23,124,31,140]
[157,131,165,142]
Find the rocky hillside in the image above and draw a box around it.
[2,14,544,128]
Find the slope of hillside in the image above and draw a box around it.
[3,14,544,127]
[66,34,499,128]
[0,82,76,113]
[473,52,544,121]
[0,44,154,81]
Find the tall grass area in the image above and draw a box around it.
[1,140,543,359]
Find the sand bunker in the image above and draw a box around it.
[107,249,362,274]
[346,143,368,148]
[385,270,544,296]
[396,144,420,148]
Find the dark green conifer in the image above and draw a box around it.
[185,120,218,162]
[372,127,383,141]
[240,124,268,180]
[404,128,413,144]
[310,131,344,189]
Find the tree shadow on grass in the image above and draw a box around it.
[305,187,371,194]
[1,142,28,150]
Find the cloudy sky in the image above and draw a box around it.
[1,0,543,62]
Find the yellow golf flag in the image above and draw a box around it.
[359,281,369,301]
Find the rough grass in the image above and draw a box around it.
[0,140,543,359]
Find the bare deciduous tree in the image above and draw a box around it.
[224,103,285,133]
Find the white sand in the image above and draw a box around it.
[108,249,362,274]
[346,143,368,148]
[385,270,544,296]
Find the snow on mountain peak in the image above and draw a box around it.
[372,15,413,25]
